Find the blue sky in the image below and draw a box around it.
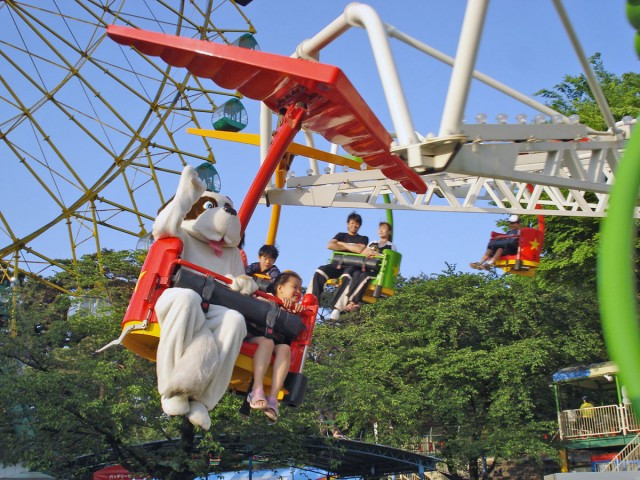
[2,1,636,288]
[200,1,637,285]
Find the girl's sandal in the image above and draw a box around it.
[264,397,279,422]
[247,389,268,410]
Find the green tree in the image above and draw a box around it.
[533,54,640,289]
[533,215,600,289]
[306,269,605,480]
[0,249,317,479]
[535,52,640,131]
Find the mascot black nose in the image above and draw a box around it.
[224,203,237,216]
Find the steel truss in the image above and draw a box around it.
[265,123,632,218]
[258,2,635,219]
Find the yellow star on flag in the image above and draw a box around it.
[529,238,540,251]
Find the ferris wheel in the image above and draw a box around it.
[0,0,256,295]
[1,0,636,298]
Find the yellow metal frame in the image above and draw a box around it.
[187,129,363,170]
[120,320,286,399]
[362,286,395,304]
[494,258,539,277]
[1,3,256,297]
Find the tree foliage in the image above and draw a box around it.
[306,268,605,479]
[535,52,640,131]
[0,249,317,480]
[0,245,612,480]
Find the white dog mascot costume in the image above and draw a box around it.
[152,165,257,430]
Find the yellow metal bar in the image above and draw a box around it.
[187,129,364,170]
[73,212,152,236]
[266,204,281,245]
[90,199,105,278]
[0,261,75,296]
[266,163,288,245]
[66,216,82,293]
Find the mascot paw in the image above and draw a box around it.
[227,274,258,295]
[161,394,190,416]
[178,165,206,203]
[187,401,211,430]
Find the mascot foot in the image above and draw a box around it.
[161,394,189,416]
[187,401,211,430]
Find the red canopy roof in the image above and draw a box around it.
[92,465,132,480]
[106,25,426,194]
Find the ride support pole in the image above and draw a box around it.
[238,102,307,233]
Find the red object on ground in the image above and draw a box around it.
[93,465,132,480]
[591,453,617,462]
[106,25,426,194]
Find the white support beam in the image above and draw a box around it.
[260,128,636,218]
[250,3,635,220]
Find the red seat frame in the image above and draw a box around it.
[121,237,318,398]
[491,227,544,276]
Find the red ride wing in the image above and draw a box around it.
[106,25,426,194]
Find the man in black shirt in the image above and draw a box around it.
[308,212,369,299]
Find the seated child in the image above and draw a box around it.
[245,244,281,290]
[246,271,304,422]
[470,214,521,271]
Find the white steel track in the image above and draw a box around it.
[257,2,635,219]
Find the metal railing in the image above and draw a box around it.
[623,404,640,434]
[602,433,640,472]
[558,404,636,440]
